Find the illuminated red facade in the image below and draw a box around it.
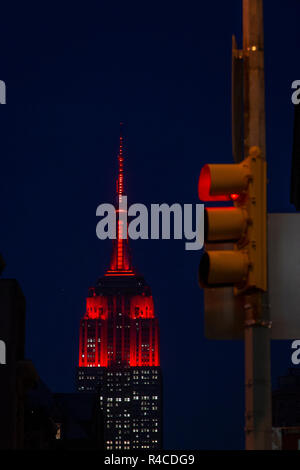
[78,129,160,370]
[78,288,160,368]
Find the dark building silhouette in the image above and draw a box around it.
[53,393,104,449]
[0,261,104,449]
[24,378,57,449]
[76,129,163,450]
[0,277,37,449]
[272,368,300,450]
[24,380,105,449]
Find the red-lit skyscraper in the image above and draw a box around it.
[76,127,162,450]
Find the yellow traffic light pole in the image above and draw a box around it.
[243,0,272,450]
[198,0,271,450]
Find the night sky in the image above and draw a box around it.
[0,1,299,449]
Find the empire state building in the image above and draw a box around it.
[76,128,162,450]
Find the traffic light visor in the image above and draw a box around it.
[198,250,249,288]
[198,162,250,201]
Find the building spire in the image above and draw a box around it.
[117,122,124,197]
[106,123,135,276]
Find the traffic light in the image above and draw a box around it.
[198,146,267,294]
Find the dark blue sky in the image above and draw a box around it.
[0,1,299,449]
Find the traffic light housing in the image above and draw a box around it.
[198,146,267,294]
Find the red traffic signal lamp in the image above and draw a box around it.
[198,146,267,294]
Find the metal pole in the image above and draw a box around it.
[243,0,272,450]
